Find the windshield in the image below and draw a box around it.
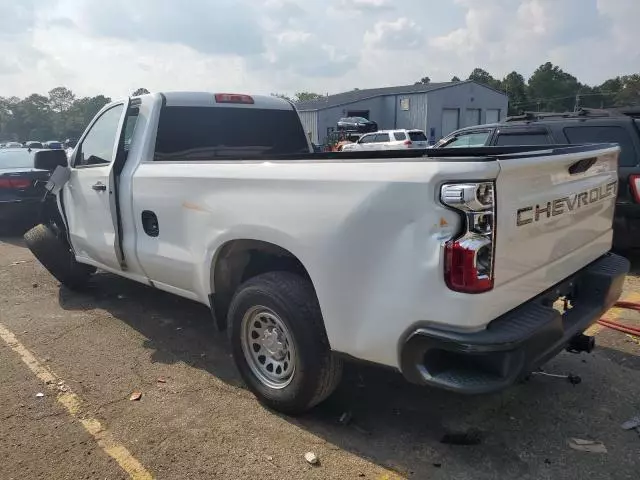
[0,149,34,169]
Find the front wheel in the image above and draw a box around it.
[24,223,96,290]
[228,272,342,415]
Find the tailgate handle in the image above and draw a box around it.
[568,157,597,175]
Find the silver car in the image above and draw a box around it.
[341,129,428,151]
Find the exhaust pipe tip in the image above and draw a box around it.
[566,333,595,354]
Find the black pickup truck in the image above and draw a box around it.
[435,108,640,251]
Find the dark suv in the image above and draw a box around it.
[336,117,378,133]
[435,108,640,251]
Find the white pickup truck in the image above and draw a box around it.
[26,92,629,414]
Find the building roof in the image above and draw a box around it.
[295,80,505,111]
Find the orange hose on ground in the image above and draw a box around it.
[597,301,640,336]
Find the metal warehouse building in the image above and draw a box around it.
[295,80,508,145]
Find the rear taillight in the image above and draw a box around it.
[440,182,495,293]
[0,177,31,189]
[629,175,640,203]
[403,140,412,146]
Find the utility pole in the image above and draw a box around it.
[574,93,581,112]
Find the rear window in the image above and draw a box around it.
[154,106,310,160]
[563,125,638,167]
[408,131,427,142]
[0,149,34,169]
[494,133,550,146]
[393,132,407,141]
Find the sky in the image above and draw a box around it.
[1,0,638,99]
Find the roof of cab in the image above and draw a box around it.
[159,92,295,110]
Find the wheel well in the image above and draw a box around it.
[210,240,312,330]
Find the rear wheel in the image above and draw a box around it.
[24,223,95,290]
[228,272,342,415]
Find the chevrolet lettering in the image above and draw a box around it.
[516,181,617,227]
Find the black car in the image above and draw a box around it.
[24,141,44,149]
[336,117,378,133]
[0,149,51,230]
[435,107,640,251]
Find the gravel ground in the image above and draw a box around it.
[1,235,639,480]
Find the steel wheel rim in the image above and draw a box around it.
[240,306,296,389]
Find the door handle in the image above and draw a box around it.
[92,182,107,192]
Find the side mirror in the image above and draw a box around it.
[34,149,68,171]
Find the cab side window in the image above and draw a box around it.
[76,104,124,166]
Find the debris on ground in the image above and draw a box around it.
[440,430,482,446]
[129,391,143,401]
[10,261,26,266]
[266,455,273,461]
[304,451,319,465]
[338,411,352,425]
[568,438,607,453]
[35,392,44,398]
[621,416,640,431]
[117,294,126,300]
[32,283,38,288]
[157,377,167,384]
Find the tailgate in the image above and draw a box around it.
[494,144,620,287]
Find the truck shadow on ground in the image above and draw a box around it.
[56,271,640,479]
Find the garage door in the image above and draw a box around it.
[486,109,500,124]
[464,109,481,127]
[442,109,459,137]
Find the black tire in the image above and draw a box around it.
[228,272,342,415]
[24,223,96,290]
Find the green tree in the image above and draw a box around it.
[132,88,150,96]
[614,74,640,106]
[48,87,76,113]
[415,76,431,85]
[294,92,323,102]
[527,62,581,111]
[450,76,461,82]
[468,68,502,90]
[13,94,53,140]
[501,71,528,114]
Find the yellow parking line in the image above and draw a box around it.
[0,323,154,480]
[585,291,640,336]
